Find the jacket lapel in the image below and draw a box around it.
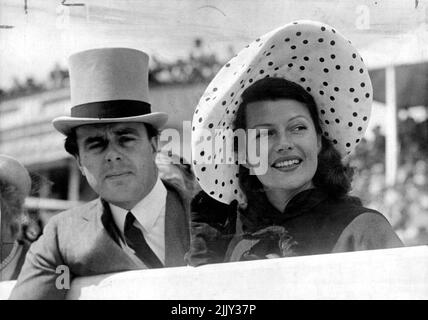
[164,186,190,267]
[81,199,144,274]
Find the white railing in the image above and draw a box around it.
[1,246,427,299]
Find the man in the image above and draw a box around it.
[9,48,190,299]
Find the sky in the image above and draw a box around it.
[1,0,427,89]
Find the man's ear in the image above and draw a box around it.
[150,135,159,155]
[75,155,86,177]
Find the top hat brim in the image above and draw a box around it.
[52,112,168,136]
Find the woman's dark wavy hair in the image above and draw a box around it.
[233,77,354,200]
[64,123,159,157]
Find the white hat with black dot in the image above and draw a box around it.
[191,20,373,205]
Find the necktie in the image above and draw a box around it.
[124,212,163,268]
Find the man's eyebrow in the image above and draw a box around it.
[113,127,140,135]
[83,136,105,145]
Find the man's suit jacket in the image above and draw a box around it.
[9,181,190,300]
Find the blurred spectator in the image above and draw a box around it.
[0,155,42,281]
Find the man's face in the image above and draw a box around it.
[75,122,158,210]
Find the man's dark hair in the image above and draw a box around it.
[64,122,159,157]
[233,77,354,199]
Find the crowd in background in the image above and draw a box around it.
[0,38,427,247]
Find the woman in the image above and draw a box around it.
[1,155,41,280]
[187,20,403,265]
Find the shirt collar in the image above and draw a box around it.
[109,176,167,235]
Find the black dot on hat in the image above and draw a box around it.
[356,139,360,143]
[285,37,290,42]
[330,40,335,46]
[325,120,330,124]
[230,179,234,184]
[335,118,340,123]
[200,150,205,156]
[348,122,353,127]
[213,87,218,92]
[358,127,363,131]
[235,101,239,105]
[321,109,326,114]
[268,61,274,66]
[324,132,329,137]
[333,139,338,144]
[360,82,365,87]
[234,189,238,194]
[205,97,210,101]
[354,98,359,103]
[330,96,335,101]
[303,39,308,44]
[352,53,357,58]
[192,126,195,131]
[331,54,336,59]
[195,109,199,114]
[208,156,212,160]
[241,84,245,89]
[306,87,311,92]
[296,32,302,36]
[359,68,364,73]
[197,177,200,181]
[222,101,226,106]
[215,164,218,169]
[256,38,260,42]
[215,179,218,184]
[304,56,309,61]
[199,117,203,122]
[353,112,358,117]
[249,78,253,83]
[266,52,271,56]
[300,77,306,82]
[221,182,225,187]
[346,143,351,147]
[193,160,197,165]
[320,57,325,62]
[349,65,354,71]
[321,26,326,31]
[323,81,328,86]
[230,92,234,97]
[365,93,370,98]
[210,191,215,195]
[335,65,341,70]
[332,29,336,33]
[363,116,368,121]
[319,90,324,95]
[260,69,265,74]
[318,38,324,43]
[201,167,206,172]
[350,88,355,93]
[300,66,305,70]
[208,123,213,128]
[292,56,298,60]
[274,67,279,71]
[219,194,223,199]
[330,108,335,113]
[324,68,329,73]
[291,45,297,50]
[293,21,298,24]
[226,110,230,114]
[226,63,230,67]
[334,87,339,92]
[247,68,251,73]
[271,45,275,49]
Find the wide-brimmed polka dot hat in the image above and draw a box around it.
[191,20,373,205]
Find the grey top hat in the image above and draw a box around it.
[52,47,168,136]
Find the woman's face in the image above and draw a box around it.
[245,99,321,193]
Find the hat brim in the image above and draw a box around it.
[52,112,168,136]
